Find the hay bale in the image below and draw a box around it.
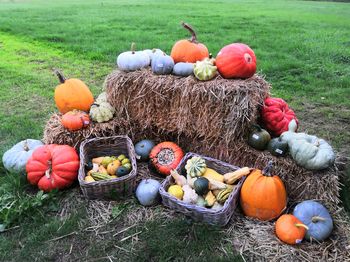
[104,69,270,145]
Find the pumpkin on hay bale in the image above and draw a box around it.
[104,68,270,145]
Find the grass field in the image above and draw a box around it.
[0,0,349,261]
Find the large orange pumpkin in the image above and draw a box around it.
[275,214,308,245]
[149,142,184,176]
[240,161,287,221]
[61,110,90,131]
[54,70,94,114]
[170,22,209,63]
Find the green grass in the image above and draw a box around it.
[0,0,349,260]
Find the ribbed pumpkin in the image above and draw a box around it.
[216,43,256,79]
[240,161,287,221]
[54,70,94,114]
[26,144,80,192]
[149,142,184,176]
[61,110,90,131]
[170,22,209,63]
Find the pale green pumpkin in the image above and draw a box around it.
[89,93,115,123]
[193,58,217,81]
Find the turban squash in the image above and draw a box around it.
[240,161,287,221]
[26,144,80,192]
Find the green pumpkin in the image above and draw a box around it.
[193,177,209,196]
[267,137,288,157]
[116,166,130,177]
[193,58,217,81]
[248,125,271,150]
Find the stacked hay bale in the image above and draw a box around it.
[43,68,350,261]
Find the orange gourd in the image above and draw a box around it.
[275,214,308,245]
[240,161,287,221]
[61,110,90,131]
[54,70,94,113]
[170,22,209,63]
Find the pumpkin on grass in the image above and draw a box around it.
[2,139,44,173]
[275,214,308,245]
[61,110,90,131]
[54,70,94,114]
[170,22,209,63]
[150,142,184,176]
[26,144,80,192]
[240,161,287,221]
[215,43,256,79]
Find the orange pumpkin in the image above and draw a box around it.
[170,22,209,63]
[61,110,90,131]
[240,161,287,221]
[54,70,94,113]
[275,214,308,245]
[149,142,184,176]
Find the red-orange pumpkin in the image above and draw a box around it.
[149,142,184,176]
[170,22,209,63]
[61,110,90,131]
[275,214,308,245]
[26,144,80,192]
[215,43,256,79]
[240,161,287,221]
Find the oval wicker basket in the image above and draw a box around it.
[78,135,137,199]
[159,152,246,226]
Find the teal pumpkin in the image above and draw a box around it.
[248,125,271,150]
[135,139,155,161]
[193,177,209,196]
[116,166,130,177]
[267,137,288,157]
[151,53,175,75]
[172,62,194,76]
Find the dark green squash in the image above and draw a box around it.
[248,125,271,150]
[193,177,209,196]
[116,166,130,177]
[268,137,288,156]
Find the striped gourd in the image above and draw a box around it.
[91,172,112,181]
[185,156,207,178]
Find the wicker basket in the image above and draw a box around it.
[159,152,246,226]
[78,136,137,199]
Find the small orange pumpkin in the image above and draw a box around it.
[149,142,184,176]
[61,110,90,131]
[170,22,209,63]
[240,161,287,221]
[54,70,94,114]
[275,214,308,245]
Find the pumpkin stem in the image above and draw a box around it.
[295,223,309,230]
[252,124,262,132]
[23,140,29,151]
[311,216,326,223]
[262,161,274,177]
[288,119,298,133]
[181,22,198,43]
[130,42,136,54]
[54,69,66,84]
[91,103,100,107]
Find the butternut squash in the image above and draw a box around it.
[224,167,251,184]
[202,168,224,182]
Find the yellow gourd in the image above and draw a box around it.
[224,167,251,184]
[202,168,224,182]
[205,191,216,207]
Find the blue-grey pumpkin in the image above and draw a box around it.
[293,200,333,241]
[134,139,155,161]
[151,54,174,75]
[172,62,194,76]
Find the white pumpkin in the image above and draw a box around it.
[143,48,164,64]
[117,43,150,71]
[280,120,335,170]
[2,139,44,173]
[135,179,161,206]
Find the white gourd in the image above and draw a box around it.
[89,93,115,123]
[117,43,150,71]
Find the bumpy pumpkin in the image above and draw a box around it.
[26,144,80,192]
[2,139,44,173]
[240,161,287,221]
[54,70,94,114]
[275,214,308,245]
[61,110,90,131]
[172,62,194,76]
[247,125,271,150]
[89,93,115,123]
[117,43,150,71]
[261,97,298,136]
[293,200,333,241]
[149,142,184,176]
[280,120,335,170]
[170,22,209,63]
[215,43,256,79]
[151,53,175,75]
[193,58,217,81]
